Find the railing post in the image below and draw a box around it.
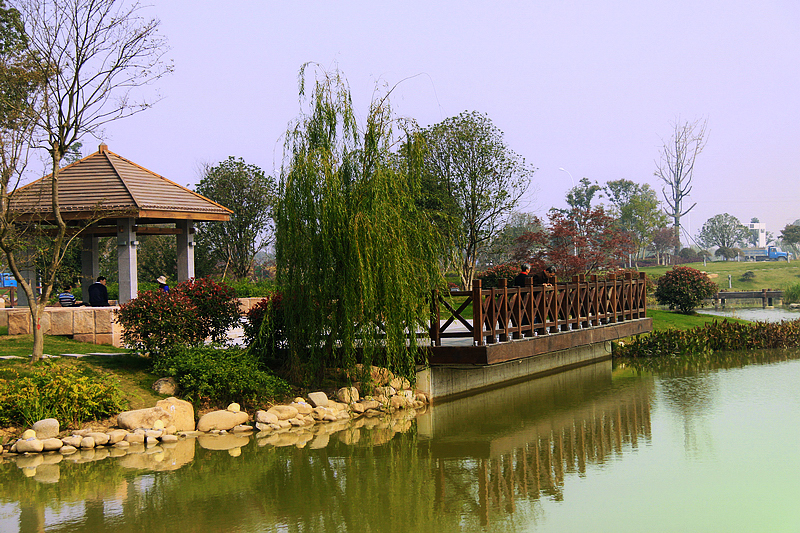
[638,272,647,318]
[430,289,440,346]
[607,273,617,323]
[590,274,599,326]
[499,278,509,342]
[762,288,768,309]
[551,280,561,333]
[624,272,633,321]
[473,279,484,346]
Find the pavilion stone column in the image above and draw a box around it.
[177,219,195,282]
[117,218,138,304]
[81,235,100,304]
[15,268,37,307]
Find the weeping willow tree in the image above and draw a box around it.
[275,65,443,384]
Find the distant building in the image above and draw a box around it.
[749,222,766,248]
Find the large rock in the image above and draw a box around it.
[255,410,279,424]
[117,397,194,432]
[16,438,44,453]
[41,438,64,452]
[336,387,359,403]
[152,377,178,396]
[266,405,298,421]
[196,410,249,432]
[290,401,313,415]
[32,418,60,439]
[307,392,329,408]
[389,377,410,391]
[156,397,195,432]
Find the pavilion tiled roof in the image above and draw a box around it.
[10,144,232,221]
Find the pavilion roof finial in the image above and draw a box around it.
[99,143,108,153]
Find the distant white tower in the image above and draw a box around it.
[748,222,767,248]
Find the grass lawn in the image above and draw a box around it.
[0,333,162,415]
[646,308,752,331]
[639,260,800,292]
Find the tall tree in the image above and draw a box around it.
[195,156,276,281]
[655,118,708,255]
[275,65,442,383]
[1,0,171,362]
[650,226,680,265]
[480,211,541,267]
[697,213,750,251]
[0,0,41,288]
[516,206,633,278]
[604,179,667,261]
[779,224,800,257]
[422,111,534,290]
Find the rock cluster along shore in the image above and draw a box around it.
[1,375,430,479]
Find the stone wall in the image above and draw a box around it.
[1,306,122,347]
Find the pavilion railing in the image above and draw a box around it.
[429,272,648,347]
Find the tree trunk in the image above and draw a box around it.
[30,302,45,362]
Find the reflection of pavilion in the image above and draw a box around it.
[418,361,655,525]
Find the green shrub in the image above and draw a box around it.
[174,277,241,342]
[153,346,291,409]
[654,266,718,314]
[228,279,274,297]
[739,271,756,282]
[116,289,202,357]
[476,263,520,288]
[245,293,286,370]
[116,277,241,358]
[0,362,127,427]
[784,282,800,304]
[615,318,800,359]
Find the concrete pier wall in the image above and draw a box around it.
[417,341,610,403]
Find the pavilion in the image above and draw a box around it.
[10,143,232,304]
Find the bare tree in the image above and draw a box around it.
[1,0,171,362]
[654,118,708,255]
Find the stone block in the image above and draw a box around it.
[49,309,74,336]
[74,333,95,344]
[8,310,31,335]
[0,309,8,329]
[95,333,115,346]
[94,308,115,334]
[73,309,95,334]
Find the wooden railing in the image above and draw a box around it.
[430,272,648,347]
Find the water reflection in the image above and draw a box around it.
[0,359,661,532]
[419,361,654,526]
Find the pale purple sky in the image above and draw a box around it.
[82,1,800,244]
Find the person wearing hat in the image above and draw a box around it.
[157,276,170,293]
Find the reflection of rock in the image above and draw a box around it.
[15,454,43,469]
[198,434,250,451]
[117,438,195,471]
[338,428,361,445]
[33,463,60,484]
[308,433,330,449]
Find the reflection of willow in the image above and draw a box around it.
[431,382,653,526]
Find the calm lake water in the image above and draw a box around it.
[2,349,800,532]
